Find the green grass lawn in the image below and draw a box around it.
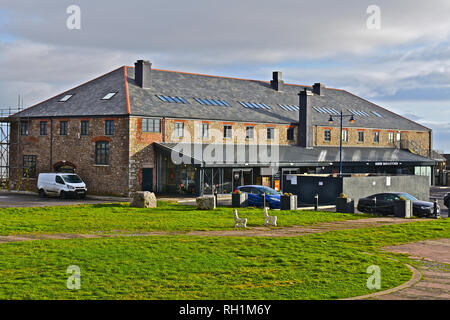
[0,218,448,299]
[0,202,448,300]
[0,201,371,235]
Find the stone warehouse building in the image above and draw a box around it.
[5,60,435,196]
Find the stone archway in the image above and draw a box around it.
[53,161,77,173]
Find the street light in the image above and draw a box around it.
[328,110,355,177]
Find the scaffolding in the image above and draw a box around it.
[0,106,23,190]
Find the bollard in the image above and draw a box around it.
[433,199,440,218]
[314,194,318,211]
[214,190,218,207]
[263,193,266,208]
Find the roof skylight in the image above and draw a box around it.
[194,98,229,106]
[313,106,340,115]
[157,95,189,104]
[280,104,299,111]
[239,101,271,110]
[348,109,370,117]
[101,92,117,100]
[371,111,383,118]
[59,94,73,102]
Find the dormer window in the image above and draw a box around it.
[101,92,117,100]
[59,94,73,102]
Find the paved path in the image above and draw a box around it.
[0,217,429,243]
[0,191,125,208]
[368,239,450,300]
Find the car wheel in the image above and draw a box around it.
[60,191,66,199]
[38,189,46,198]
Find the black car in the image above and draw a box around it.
[444,193,450,209]
[357,192,439,218]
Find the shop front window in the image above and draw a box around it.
[178,166,196,195]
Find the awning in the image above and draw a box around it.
[154,143,436,168]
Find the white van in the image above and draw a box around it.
[37,173,87,199]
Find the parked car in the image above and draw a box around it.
[444,192,450,209]
[37,173,87,199]
[357,192,439,218]
[235,185,281,209]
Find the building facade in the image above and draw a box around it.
[6,60,435,196]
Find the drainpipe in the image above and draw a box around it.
[162,117,166,143]
[49,118,53,171]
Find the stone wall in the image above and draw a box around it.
[128,117,163,194]
[313,125,431,155]
[127,117,298,194]
[9,117,130,196]
[164,119,298,145]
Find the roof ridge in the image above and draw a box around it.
[123,66,131,115]
[341,89,432,131]
[127,65,327,89]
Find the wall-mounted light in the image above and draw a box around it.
[328,116,334,124]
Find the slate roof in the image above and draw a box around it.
[12,64,430,132]
[155,143,435,167]
[11,67,129,118]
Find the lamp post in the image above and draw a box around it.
[328,110,355,177]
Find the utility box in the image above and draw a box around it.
[232,193,248,208]
[394,200,413,218]
[281,195,298,210]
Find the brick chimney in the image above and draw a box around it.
[312,83,326,96]
[298,88,313,148]
[134,60,152,88]
[270,71,284,91]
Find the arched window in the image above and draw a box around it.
[95,141,110,165]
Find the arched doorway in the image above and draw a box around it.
[53,161,76,173]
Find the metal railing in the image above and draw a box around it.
[395,139,436,158]
[0,107,21,119]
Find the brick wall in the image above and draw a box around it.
[9,117,130,196]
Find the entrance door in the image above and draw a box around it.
[142,168,153,192]
[232,169,253,190]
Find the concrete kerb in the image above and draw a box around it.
[0,189,131,202]
[341,261,422,300]
[0,189,37,195]
[86,195,130,202]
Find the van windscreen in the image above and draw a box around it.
[62,175,83,184]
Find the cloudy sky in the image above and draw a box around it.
[1,0,450,151]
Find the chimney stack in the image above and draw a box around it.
[270,71,284,91]
[312,83,326,96]
[134,60,152,88]
[298,88,313,148]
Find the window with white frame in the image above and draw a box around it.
[342,129,348,142]
[388,132,394,143]
[174,122,184,138]
[201,123,209,138]
[142,118,161,133]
